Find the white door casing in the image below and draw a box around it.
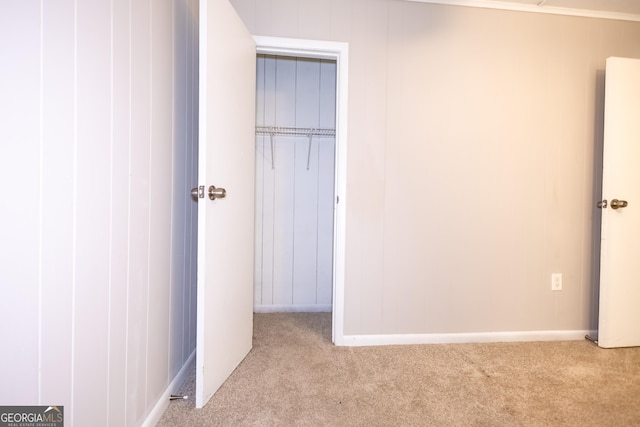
[254,36,349,346]
[598,57,640,348]
[196,0,256,408]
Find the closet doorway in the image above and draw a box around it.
[254,53,336,313]
[253,37,348,344]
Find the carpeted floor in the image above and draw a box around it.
[158,313,640,426]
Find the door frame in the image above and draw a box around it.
[254,36,348,345]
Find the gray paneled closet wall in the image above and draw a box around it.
[254,55,337,312]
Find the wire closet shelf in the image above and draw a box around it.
[255,126,336,170]
[255,126,335,138]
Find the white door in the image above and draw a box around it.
[598,57,640,348]
[195,0,256,408]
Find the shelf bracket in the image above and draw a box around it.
[306,134,313,170]
[270,133,275,170]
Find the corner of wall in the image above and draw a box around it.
[142,350,196,427]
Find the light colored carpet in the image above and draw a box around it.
[158,313,640,426]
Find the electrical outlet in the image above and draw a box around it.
[551,273,562,291]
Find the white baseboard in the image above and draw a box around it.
[341,329,597,347]
[254,304,332,313]
[142,349,196,427]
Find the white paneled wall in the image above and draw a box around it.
[254,55,336,312]
[0,1,198,426]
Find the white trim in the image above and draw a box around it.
[253,36,349,347]
[342,330,597,347]
[254,305,332,313]
[255,36,346,60]
[406,0,640,22]
[195,0,208,409]
[142,350,196,427]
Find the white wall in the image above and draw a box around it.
[230,0,640,337]
[0,0,198,425]
[254,55,336,312]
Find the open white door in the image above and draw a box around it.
[196,0,256,408]
[597,57,640,348]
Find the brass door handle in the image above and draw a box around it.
[610,199,628,210]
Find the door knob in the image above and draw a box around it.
[191,186,205,200]
[610,199,628,210]
[597,200,607,209]
[208,185,227,200]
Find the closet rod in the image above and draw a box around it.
[255,125,335,138]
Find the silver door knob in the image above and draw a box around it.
[610,199,628,210]
[208,185,226,200]
[191,186,204,200]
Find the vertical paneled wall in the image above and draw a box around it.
[254,55,336,312]
[0,1,199,426]
[232,0,640,338]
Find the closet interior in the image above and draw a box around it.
[254,54,337,312]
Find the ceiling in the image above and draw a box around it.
[411,0,640,22]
